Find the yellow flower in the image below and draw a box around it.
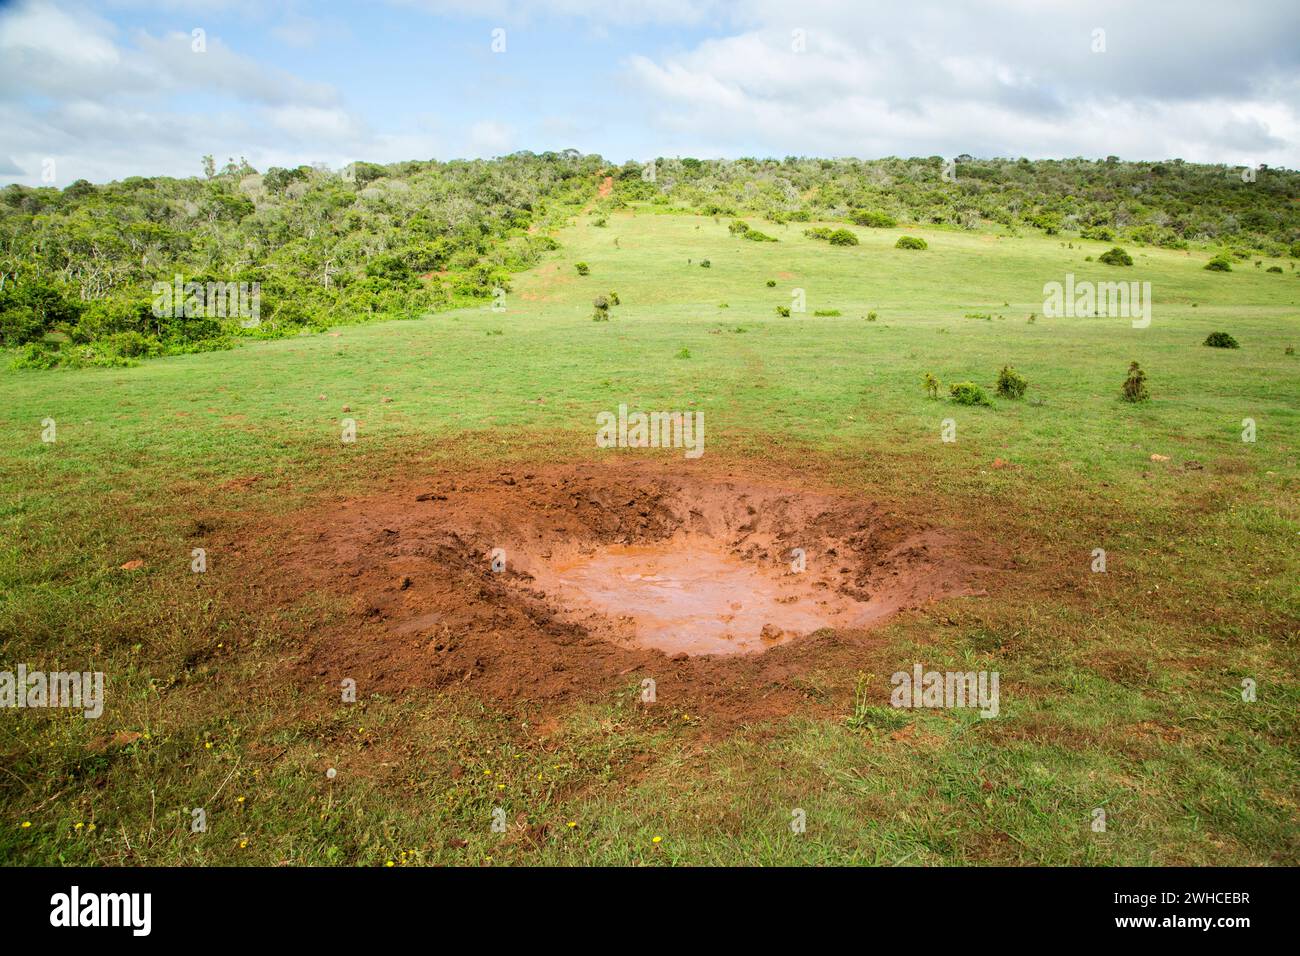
[204,741,212,749]
[567,821,577,828]
[385,860,395,867]
[20,821,31,829]
[87,823,96,832]
[74,822,84,830]
[239,840,248,849]
[652,836,662,844]
[237,796,245,804]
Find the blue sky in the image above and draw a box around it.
[2,0,1298,185]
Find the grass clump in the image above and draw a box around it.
[575,262,590,276]
[922,372,941,398]
[895,235,928,250]
[1203,331,1239,348]
[996,365,1029,399]
[1098,247,1133,266]
[1204,255,1233,271]
[949,381,992,406]
[1121,361,1149,402]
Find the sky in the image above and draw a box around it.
[1,0,1298,186]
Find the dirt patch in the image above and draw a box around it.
[259,460,987,724]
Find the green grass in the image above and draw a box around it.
[1,208,1297,865]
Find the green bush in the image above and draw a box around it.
[766,279,776,287]
[106,330,159,358]
[1203,331,1239,348]
[1204,255,1232,271]
[1098,246,1133,266]
[775,306,791,317]
[850,209,896,228]
[895,236,928,250]
[949,381,992,406]
[1266,265,1282,273]
[1121,361,1149,402]
[813,309,841,316]
[575,262,590,275]
[744,229,779,242]
[922,372,940,399]
[996,365,1028,398]
[827,229,859,246]
[700,260,711,269]
[728,220,750,236]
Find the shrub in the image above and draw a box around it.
[866,311,878,321]
[850,209,896,228]
[699,260,711,268]
[744,229,779,242]
[827,229,859,246]
[803,227,834,241]
[949,381,992,406]
[775,306,791,317]
[895,236,927,250]
[675,347,691,359]
[922,372,941,399]
[1203,331,1239,349]
[996,365,1028,399]
[766,279,776,287]
[1121,361,1149,402]
[10,342,61,370]
[1204,255,1232,271]
[592,217,607,227]
[813,309,841,316]
[1098,246,1133,266]
[608,291,620,305]
[728,220,750,236]
[575,262,590,275]
[1266,265,1283,273]
[106,330,158,358]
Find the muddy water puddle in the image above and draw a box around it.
[529,539,877,656]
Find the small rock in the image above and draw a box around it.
[120,559,144,571]
[1150,453,1170,462]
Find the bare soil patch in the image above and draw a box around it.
[259,460,987,723]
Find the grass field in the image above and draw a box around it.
[1,208,1297,865]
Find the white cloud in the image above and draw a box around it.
[621,0,1300,164]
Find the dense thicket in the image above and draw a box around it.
[611,155,1299,255]
[0,151,600,366]
[3,151,1296,367]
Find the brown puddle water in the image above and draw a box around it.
[526,538,882,656]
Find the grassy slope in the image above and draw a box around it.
[0,209,1296,865]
